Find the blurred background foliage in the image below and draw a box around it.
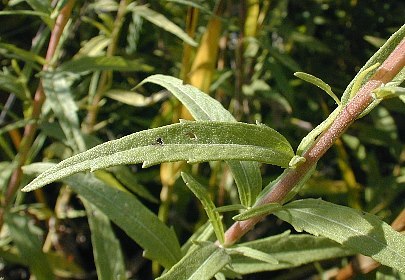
[0,0,404,279]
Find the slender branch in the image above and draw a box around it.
[0,0,76,226]
[223,37,405,246]
[83,0,131,133]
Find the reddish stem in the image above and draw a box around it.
[223,37,405,246]
[1,0,76,225]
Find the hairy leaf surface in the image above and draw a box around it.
[23,121,293,192]
[138,74,264,206]
[157,243,230,280]
[231,231,354,274]
[274,199,405,273]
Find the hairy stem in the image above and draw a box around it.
[0,0,76,226]
[223,37,405,246]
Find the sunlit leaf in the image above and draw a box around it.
[137,74,265,207]
[0,42,46,65]
[23,121,294,192]
[105,89,168,107]
[128,4,197,46]
[294,72,340,105]
[157,242,230,280]
[42,71,86,153]
[274,199,405,273]
[181,172,225,244]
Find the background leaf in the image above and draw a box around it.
[157,242,230,280]
[128,5,197,47]
[81,199,126,280]
[63,173,182,269]
[231,231,354,274]
[5,212,55,280]
[58,56,154,73]
[181,172,225,244]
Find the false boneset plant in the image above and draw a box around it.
[21,25,405,279]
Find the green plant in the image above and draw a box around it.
[0,1,404,279]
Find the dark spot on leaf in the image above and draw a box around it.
[186,132,197,140]
[156,137,164,145]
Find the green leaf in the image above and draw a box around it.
[23,162,181,268]
[5,212,55,280]
[42,71,86,153]
[157,243,230,280]
[181,172,225,244]
[22,121,294,192]
[227,160,262,206]
[294,72,340,105]
[128,4,197,47]
[227,246,278,264]
[231,231,354,274]
[233,203,282,221]
[0,42,46,65]
[137,74,235,122]
[373,86,405,100]
[274,199,405,273]
[165,0,213,15]
[341,24,405,105]
[108,166,158,203]
[64,173,181,268]
[81,199,126,280]
[58,56,154,73]
[137,74,265,207]
[181,221,215,255]
[215,204,246,213]
[106,89,168,107]
[0,72,29,100]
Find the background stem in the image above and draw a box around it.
[0,0,76,228]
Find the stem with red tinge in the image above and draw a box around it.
[223,37,405,247]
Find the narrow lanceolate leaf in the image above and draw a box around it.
[181,172,225,244]
[137,74,235,122]
[64,173,182,269]
[5,212,55,280]
[233,203,282,221]
[231,231,354,274]
[138,74,264,206]
[227,246,278,265]
[227,160,262,206]
[294,72,340,105]
[58,56,153,73]
[0,42,46,65]
[22,121,294,192]
[128,5,197,47]
[341,24,405,105]
[42,71,86,153]
[274,199,405,273]
[157,243,230,280]
[82,199,126,280]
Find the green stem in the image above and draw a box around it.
[0,0,76,227]
[83,0,131,133]
[222,36,405,247]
